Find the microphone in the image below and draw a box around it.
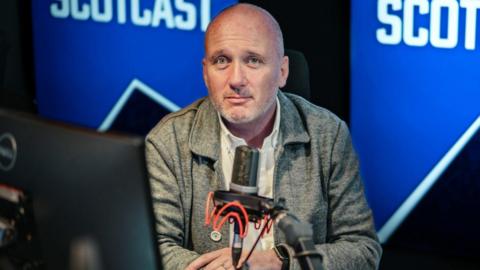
[229,145,259,194]
[228,146,259,267]
[274,213,324,270]
[213,145,273,219]
[208,146,274,268]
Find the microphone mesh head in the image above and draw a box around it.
[231,145,259,188]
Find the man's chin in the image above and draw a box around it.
[221,112,254,125]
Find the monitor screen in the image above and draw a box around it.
[0,108,161,270]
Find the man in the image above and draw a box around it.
[146,3,381,270]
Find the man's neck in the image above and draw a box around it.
[224,103,277,149]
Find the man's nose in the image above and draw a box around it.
[228,62,246,91]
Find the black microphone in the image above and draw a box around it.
[274,212,324,270]
[211,146,273,268]
[213,145,272,217]
[230,145,259,194]
[229,146,259,268]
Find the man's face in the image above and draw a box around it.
[202,13,288,125]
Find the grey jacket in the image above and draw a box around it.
[146,92,382,270]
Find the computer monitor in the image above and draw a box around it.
[0,108,161,270]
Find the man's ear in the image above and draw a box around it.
[202,58,209,88]
[278,55,289,88]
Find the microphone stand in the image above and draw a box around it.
[231,222,243,268]
[212,196,324,270]
[269,199,324,270]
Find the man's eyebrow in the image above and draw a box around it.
[245,51,262,57]
[209,50,226,60]
[245,51,267,61]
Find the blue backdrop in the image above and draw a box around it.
[33,0,236,129]
[351,0,480,242]
[32,0,480,248]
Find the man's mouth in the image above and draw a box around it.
[225,95,252,104]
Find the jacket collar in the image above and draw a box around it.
[189,91,310,160]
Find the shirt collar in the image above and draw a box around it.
[189,91,310,161]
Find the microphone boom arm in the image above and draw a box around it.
[269,199,324,270]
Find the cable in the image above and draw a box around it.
[235,217,274,270]
[204,195,250,238]
[203,194,278,269]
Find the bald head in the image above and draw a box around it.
[205,4,284,58]
[201,3,289,133]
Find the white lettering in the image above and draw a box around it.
[131,0,152,26]
[50,0,70,18]
[377,0,403,45]
[377,0,479,49]
[174,0,196,30]
[48,0,212,31]
[91,0,113,22]
[460,0,480,50]
[71,0,90,20]
[151,0,175,28]
[117,0,127,24]
[201,0,211,31]
[430,0,459,48]
[403,0,429,46]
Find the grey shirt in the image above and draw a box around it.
[146,92,382,269]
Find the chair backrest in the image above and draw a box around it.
[0,30,8,88]
[281,49,310,100]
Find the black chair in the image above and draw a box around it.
[281,49,310,100]
[0,30,8,88]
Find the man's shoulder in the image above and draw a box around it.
[283,92,343,129]
[146,97,208,142]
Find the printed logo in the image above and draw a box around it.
[376,0,480,50]
[0,133,17,171]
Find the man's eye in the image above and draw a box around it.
[247,56,262,67]
[214,56,228,67]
